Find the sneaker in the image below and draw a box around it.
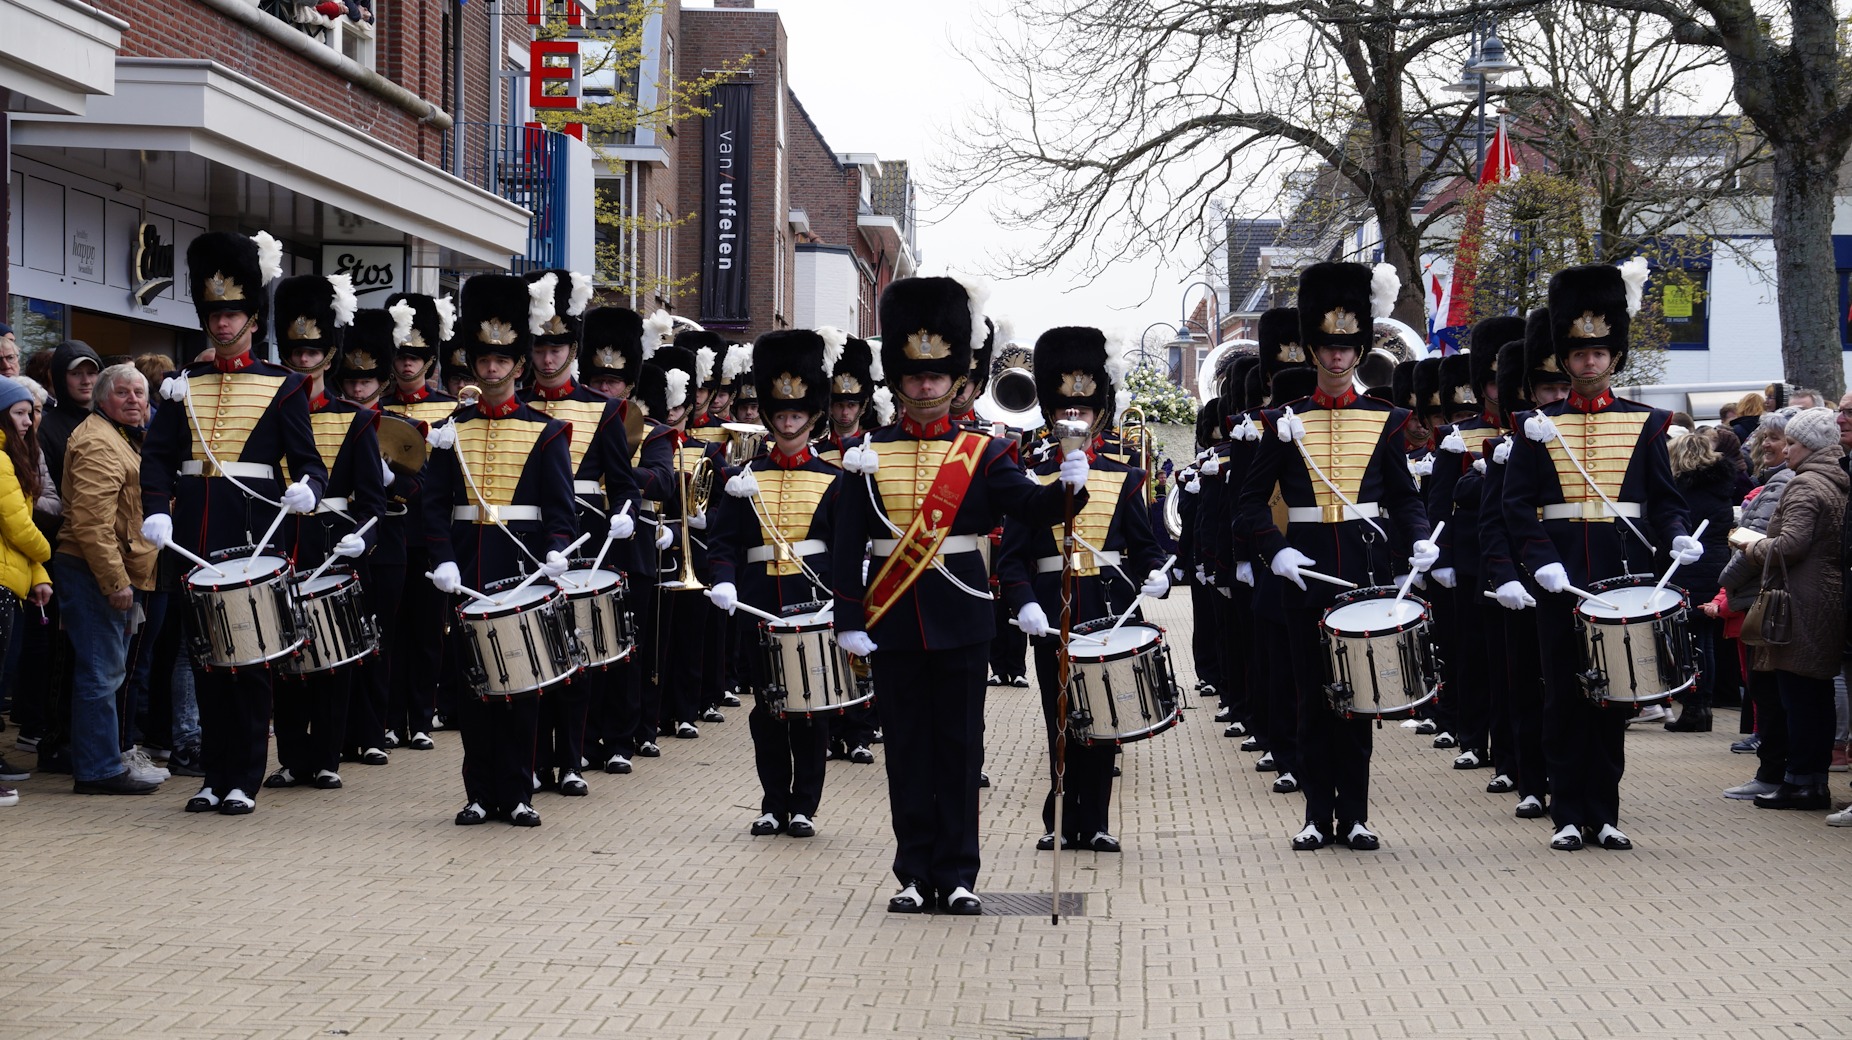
[73,771,159,795]
[0,785,16,806]
[1724,778,1782,800]
[0,755,28,782]
[1826,805,1852,827]
[674,722,699,739]
[122,748,171,783]
[1629,704,1670,726]
[166,747,205,777]
[142,746,172,764]
[1730,735,1762,754]
[700,707,726,723]
[849,745,875,764]
[408,732,434,751]
[1833,743,1850,773]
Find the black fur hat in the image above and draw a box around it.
[752,330,830,418]
[1524,305,1566,396]
[1297,262,1392,352]
[187,230,275,326]
[1242,365,1264,415]
[1257,307,1307,384]
[877,276,977,382]
[1495,337,1533,426]
[1439,353,1479,418]
[523,269,591,348]
[1470,316,1524,399]
[1391,360,1417,412]
[1195,398,1223,450]
[673,328,727,390]
[1414,356,1444,422]
[1269,365,1318,407]
[384,292,452,362]
[274,275,352,355]
[1223,355,1260,412]
[1033,326,1115,422]
[460,274,536,364]
[1548,262,1643,374]
[339,308,396,384]
[830,336,877,404]
[653,344,699,414]
[583,306,644,383]
[633,362,669,422]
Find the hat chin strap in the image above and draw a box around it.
[284,353,332,379]
[206,313,257,349]
[534,345,576,381]
[895,375,966,412]
[1312,345,1360,379]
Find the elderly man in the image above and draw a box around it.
[54,364,162,795]
[0,325,19,378]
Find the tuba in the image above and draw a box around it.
[664,443,713,591]
[1118,405,1158,507]
[721,422,768,466]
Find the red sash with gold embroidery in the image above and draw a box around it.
[864,430,986,628]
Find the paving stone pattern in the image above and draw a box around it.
[0,593,1844,1039]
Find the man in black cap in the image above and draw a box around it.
[1235,261,1435,852]
[998,326,1167,853]
[141,230,328,816]
[707,328,845,838]
[1195,352,1261,738]
[833,275,1087,915]
[1502,260,1697,852]
[423,273,577,828]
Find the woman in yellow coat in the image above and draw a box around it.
[0,377,53,806]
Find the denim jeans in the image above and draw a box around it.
[51,555,137,782]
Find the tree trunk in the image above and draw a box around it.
[1770,143,1847,399]
[1376,200,1429,333]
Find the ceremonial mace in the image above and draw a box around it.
[1051,411,1091,926]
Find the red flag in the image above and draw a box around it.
[1443,117,1518,330]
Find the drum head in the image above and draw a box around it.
[559,568,619,594]
[1068,621,1160,661]
[462,582,555,618]
[189,554,288,587]
[295,572,351,597]
[1325,596,1423,633]
[767,608,832,634]
[1580,584,1682,620]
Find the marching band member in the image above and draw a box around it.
[813,335,878,466]
[423,274,577,828]
[380,291,457,749]
[1410,355,1457,747]
[1235,263,1432,852]
[833,276,1087,915]
[675,331,737,725]
[998,327,1165,853]
[140,231,328,816]
[1502,262,1695,852]
[268,291,387,791]
[707,329,843,838]
[1197,354,1261,739]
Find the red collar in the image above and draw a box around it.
[308,391,330,412]
[478,394,522,420]
[770,446,812,470]
[535,379,576,401]
[1483,410,1502,428]
[393,384,432,404]
[1566,389,1614,413]
[1313,387,1358,409]
[953,408,978,423]
[901,414,954,439]
[213,350,256,374]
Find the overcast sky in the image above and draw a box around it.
[736,0,1212,352]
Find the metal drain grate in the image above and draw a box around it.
[979,892,1085,917]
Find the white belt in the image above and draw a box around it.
[179,460,276,480]
[746,539,826,563]
[1541,501,1642,521]
[1036,550,1120,573]
[315,497,349,514]
[573,480,602,496]
[452,505,542,522]
[1287,502,1381,524]
[871,534,984,557]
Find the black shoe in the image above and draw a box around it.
[1239,736,1263,752]
[1413,719,1439,735]
[455,802,489,826]
[1665,709,1713,732]
[360,747,389,765]
[786,815,816,838]
[940,887,982,915]
[849,746,875,764]
[637,741,661,758]
[1485,774,1517,794]
[184,789,219,812]
[166,748,205,777]
[262,768,299,789]
[1754,783,1830,810]
[383,730,400,749]
[720,692,742,708]
[674,722,700,739]
[888,881,932,913]
[750,814,783,836]
[605,754,633,774]
[218,790,255,815]
[1593,825,1634,851]
[1550,826,1584,851]
[700,707,726,723]
[1214,706,1233,722]
[1271,773,1299,794]
[408,732,435,751]
[311,771,343,790]
[1009,677,1029,688]
[1432,732,1457,749]
[1223,723,1247,739]
[509,803,542,827]
[1035,833,1081,851]
[978,771,990,788]
[1291,824,1327,851]
[1089,832,1121,853]
[1452,749,1488,770]
[73,771,159,795]
[1514,796,1547,819]
[1340,823,1380,851]
[1255,752,1279,773]
[559,772,589,796]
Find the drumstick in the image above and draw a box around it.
[1564,584,1623,611]
[1008,617,1107,644]
[301,516,378,586]
[1298,568,1359,590]
[587,501,633,577]
[424,572,497,606]
[1393,520,1444,605]
[255,476,311,557]
[166,540,225,577]
[702,588,782,624]
[1653,518,1710,596]
[1105,553,1178,637]
[495,531,593,604]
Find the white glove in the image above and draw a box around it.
[1494,579,1536,610]
[429,561,462,594]
[541,551,570,579]
[379,459,396,488]
[1235,561,1255,586]
[842,444,878,475]
[655,522,673,551]
[1058,449,1089,492]
[1492,436,1513,465]
[426,423,458,451]
[159,376,189,403]
[708,582,739,615]
[1200,454,1222,477]
[1410,456,1434,478]
[1410,539,1440,572]
[333,533,366,559]
[1182,473,1201,494]
[1270,546,1315,591]
[838,630,878,657]
[1275,407,1306,442]
[281,480,318,514]
[1194,564,1209,585]
[609,511,635,541]
[1524,414,1559,443]
[1140,568,1170,598]
[1671,534,1704,566]
[687,509,707,530]
[1472,458,1487,475]
[1016,602,1054,637]
[141,514,173,548]
[1440,430,1467,454]
[725,470,760,498]
[1534,562,1571,594]
[1431,566,1457,589]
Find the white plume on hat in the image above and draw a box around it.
[867,346,885,383]
[252,231,283,285]
[527,272,558,336]
[642,309,675,358]
[872,385,895,425]
[665,369,689,410]
[1104,334,1133,421]
[947,271,993,352]
[434,294,457,343]
[1370,262,1399,319]
[388,299,416,347]
[695,346,716,386]
[568,272,593,317]
[327,273,358,328]
[1619,256,1649,317]
[722,343,754,381]
[816,326,848,376]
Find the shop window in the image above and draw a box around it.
[6,296,65,360]
[258,0,377,71]
[1659,269,1709,350]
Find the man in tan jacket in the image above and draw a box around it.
[53,364,161,795]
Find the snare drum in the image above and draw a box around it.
[1574,576,1696,704]
[184,550,304,669]
[760,601,872,717]
[285,567,379,675]
[1318,587,1438,718]
[558,565,635,668]
[456,578,582,698]
[1064,618,1181,745]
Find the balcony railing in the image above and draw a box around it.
[444,123,571,272]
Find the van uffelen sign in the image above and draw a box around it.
[700,83,752,325]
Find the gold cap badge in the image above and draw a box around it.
[1279,342,1306,364]
[904,329,951,360]
[1541,353,1561,373]
[1320,308,1359,336]
[345,349,377,373]
[1059,371,1098,397]
[477,318,518,346]
[540,314,568,337]
[288,316,322,341]
[405,330,427,349]
[773,372,808,401]
[1568,311,1611,339]
[594,347,625,371]
[204,272,245,303]
[1458,387,1477,405]
[833,373,863,395]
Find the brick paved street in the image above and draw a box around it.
[2,592,1848,1039]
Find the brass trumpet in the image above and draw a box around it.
[663,443,713,592]
[1119,405,1158,506]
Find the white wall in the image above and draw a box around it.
[560,134,597,277]
[793,247,858,331]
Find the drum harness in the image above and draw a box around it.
[1277,406,1389,585]
[1524,413,1656,564]
[179,378,366,545]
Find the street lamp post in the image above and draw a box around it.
[1443,16,1521,177]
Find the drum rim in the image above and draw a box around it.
[1065,619,1162,663]
[1579,575,1686,622]
[1074,703,1181,745]
[558,568,622,595]
[293,570,357,596]
[186,554,291,587]
[1322,595,1427,637]
[458,581,562,617]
